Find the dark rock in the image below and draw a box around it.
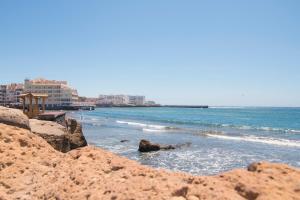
[138,140,175,152]
[160,145,176,150]
[67,118,88,150]
[30,118,87,153]
[120,140,129,143]
[30,119,71,152]
[138,140,161,152]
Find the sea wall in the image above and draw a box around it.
[0,107,300,200]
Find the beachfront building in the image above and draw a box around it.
[24,78,78,108]
[6,83,24,105]
[0,83,24,106]
[129,95,145,106]
[97,95,129,106]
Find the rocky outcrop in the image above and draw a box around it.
[1,123,300,200]
[139,139,175,152]
[0,106,30,130]
[30,119,71,152]
[30,118,87,153]
[66,118,88,149]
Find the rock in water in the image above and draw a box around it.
[0,106,30,130]
[138,139,175,152]
[160,145,176,150]
[139,139,161,152]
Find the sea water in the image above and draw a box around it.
[69,107,300,175]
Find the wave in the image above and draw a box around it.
[290,130,300,133]
[116,120,178,132]
[206,133,300,148]
[142,128,167,133]
[154,119,299,134]
[234,125,300,134]
[116,120,300,135]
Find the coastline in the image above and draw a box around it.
[1,107,300,199]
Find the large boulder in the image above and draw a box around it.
[30,119,71,152]
[66,118,88,149]
[0,106,30,130]
[138,139,175,152]
[30,118,87,153]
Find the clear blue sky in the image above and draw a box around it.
[0,0,299,106]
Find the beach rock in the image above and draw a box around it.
[139,139,161,152]
[30,119,71,152]
[30,118,87,153]
[0,106,30,130]
[1,123,300,199]
[66,118,87,149]
[138,139,175,152]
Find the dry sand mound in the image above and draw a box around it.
[1,123,300,200]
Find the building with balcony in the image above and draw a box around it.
[24,78,78,107]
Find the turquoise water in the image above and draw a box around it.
[70,107,300,175]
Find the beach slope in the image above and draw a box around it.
[1,122,300,200]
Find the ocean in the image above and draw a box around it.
[69,107,300,175]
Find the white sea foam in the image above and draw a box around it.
[206,134,300,148]
[116,120,148,127]
[239,125,252,130]
[116,120,176,132]
[290,130,300,133]
[143,128,166,133]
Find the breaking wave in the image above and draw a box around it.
[206,133,300,148]
[116,120,178,132]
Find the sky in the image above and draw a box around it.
[0,0,299,106]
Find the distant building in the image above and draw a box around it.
[129,95,145,106]
[0,83,24,106]
[96,94,148,106]
[24,78,78,107]
[6,83,24,105]
[0,85,7,106]
[97,95,129,106]
[75,96,97,107]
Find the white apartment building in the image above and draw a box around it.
[24,78,78,107]
[129,95,145,105]
[0,84,24,106]
[97,95,129,105]
[6,83,24,105]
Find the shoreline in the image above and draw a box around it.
[1,107,300,199]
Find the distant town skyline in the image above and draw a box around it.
[1,1,300,107]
